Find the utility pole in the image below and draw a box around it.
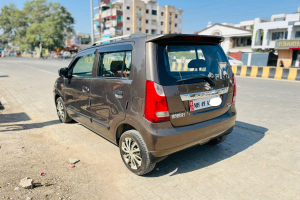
[90,0,95,43]
[98,0,102,40]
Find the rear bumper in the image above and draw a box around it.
[140,106,236,158]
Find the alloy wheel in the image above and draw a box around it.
[121,137,142,170]
[57,101,65,120]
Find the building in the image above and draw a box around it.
[195,22,254,55]
[252,8,300,67]
[93,0,183,40]
[195,6,300,67]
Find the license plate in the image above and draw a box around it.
[189,96,220,111]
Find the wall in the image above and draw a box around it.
[277,49,293,67]
[230,51,242,60]
[241,54,248,65]
[251,53,269,66]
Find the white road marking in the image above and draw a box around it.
[22,65,56,75]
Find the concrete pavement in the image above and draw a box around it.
[1,57,300,199]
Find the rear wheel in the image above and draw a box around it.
[119,130,155,175]
[56,97,72,123]
[207,135,228,145]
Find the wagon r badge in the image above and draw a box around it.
[172,112,185,119]
[204,82,212,90]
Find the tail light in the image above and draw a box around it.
[144,80,170,123]
[232,73,236,104]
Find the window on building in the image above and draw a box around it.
[161,22,163,25]
[127,28,130,31]
[175,23,177,27]
[271,31,288,40]
[236,37,252,47]
[127,17,130,20]
[296,31,300,38]
[175,14,178,18]
[146,19,149,24]
[161,31,163,34]
[152,10,157,15]
[146,29,148,33]
[169,31,171,34]
[161,12,164,16]
[146,9,149,14]
[71,53,95,77]
[151,20,157,26]
[98,51,132,78]
[151,29,157,34]
[127,6,130,10]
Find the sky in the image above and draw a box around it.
[1,0,300,34]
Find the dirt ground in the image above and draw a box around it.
[0,107,126,200]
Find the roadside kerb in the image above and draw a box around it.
[232,65,300,81]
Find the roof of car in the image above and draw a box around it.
[79,34,225,53]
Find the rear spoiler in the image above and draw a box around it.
[146,34,224,44]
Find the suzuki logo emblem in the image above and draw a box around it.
[204,83,212,90]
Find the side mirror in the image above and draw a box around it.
[58,68,68,77]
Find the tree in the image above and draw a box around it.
[0,4,28,45]
[0,0,75,50]
[23,0,74,50]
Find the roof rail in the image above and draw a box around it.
[92,33,147,46]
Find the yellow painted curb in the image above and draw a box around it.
[262,67,270,78]
[274,68,283,79]
[232,66,237,74]
[250,66,258,77]
[288,68,297,81]
[240,66,247,76]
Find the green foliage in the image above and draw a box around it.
[0,0,74,50]
[0,4,28,45]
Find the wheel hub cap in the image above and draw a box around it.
[121,138,142,170]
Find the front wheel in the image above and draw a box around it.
[119,130,155,176]
[56,97,72,123]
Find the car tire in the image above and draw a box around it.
[207,135,228,145]
[56,97,72,123]
[119,130,155,176]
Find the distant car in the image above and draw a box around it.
[63,51,71,58]
[9,51,15,57]
[227,56,244,66]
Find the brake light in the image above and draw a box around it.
[144,80,170,123]
[232,73,236,104]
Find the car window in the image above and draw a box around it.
[72,53,95,77]
[98,51,132,78]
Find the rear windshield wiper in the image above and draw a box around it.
[176,76,216,86]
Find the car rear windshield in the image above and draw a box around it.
[157,44,229,86]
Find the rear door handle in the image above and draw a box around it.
[82,86,89,93]
[115,90,123,98]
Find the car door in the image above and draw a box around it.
[89,44,133,139]
[63,49,97,126]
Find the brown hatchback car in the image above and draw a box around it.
[53,34,237,175]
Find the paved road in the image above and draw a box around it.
[1,57,300,199]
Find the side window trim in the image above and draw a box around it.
[98,44,133,53]
[70,49,97,78]
[97,50,132,79]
